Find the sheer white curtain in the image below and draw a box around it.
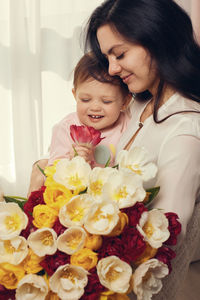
[0,0,103,196]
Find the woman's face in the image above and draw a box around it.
[97,24,159,95]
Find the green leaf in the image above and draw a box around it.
[79,188,88,194]
[104,156,111,167]
[37,164,46,176]
[72,145,78,157]
[145,186,160,206]
[112,164,119,169]
[4,196,27,210]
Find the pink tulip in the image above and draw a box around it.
[70,125,104,147]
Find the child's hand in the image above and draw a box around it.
[27,159,48,198]
[69,144,93,164]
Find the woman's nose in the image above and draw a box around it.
[108,58,121,76]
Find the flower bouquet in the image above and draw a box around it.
[0,126,181,300]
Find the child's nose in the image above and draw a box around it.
[91,102,101,111]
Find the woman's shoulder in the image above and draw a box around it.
[163,94,200,139]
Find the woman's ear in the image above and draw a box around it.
[121,93,133,111]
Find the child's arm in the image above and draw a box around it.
[27,159,48,197]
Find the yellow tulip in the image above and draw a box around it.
[32,204,58,228]
[108,212,128,237]
[70,248,98,270]
[84,232,103,251]
[20,248,44,274]
[0,262,25,289]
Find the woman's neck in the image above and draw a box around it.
[140,85,176,123]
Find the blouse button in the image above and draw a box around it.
[138,122,143,128]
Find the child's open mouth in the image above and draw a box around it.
[89,115,103,119]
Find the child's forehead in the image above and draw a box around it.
[78,77,123,92]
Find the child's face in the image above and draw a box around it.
[73,78,126,131]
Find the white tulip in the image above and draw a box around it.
[0,236,28,265]
[97,255,132,293]
[132,258,169,300]
[0,202,28,240]
[87,167,118,200]
[59,194,93,228]
[16,274,48,300]
[57,226,86,255]
[84,200,119,235]
[137,209,170,248]
[53,157,91,191]
[102,168,146,209]
[49,264,88,300]
[116,147,157,182]
[27,227,57,257]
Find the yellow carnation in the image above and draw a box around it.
[70,248,98,270]
[0,262,25,289]
[108,212,129,237]
[33,204,58,228]
[84,233,102,251]
[20,248,44,274]
[44,183,72,211]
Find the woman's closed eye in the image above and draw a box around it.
[116,53,124,60]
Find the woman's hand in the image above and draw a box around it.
[69,144,93,164]
[27,159,48,198]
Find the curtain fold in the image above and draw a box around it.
[0,0,103,196]
[9,0,42,195]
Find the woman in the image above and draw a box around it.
[84,0,200,298]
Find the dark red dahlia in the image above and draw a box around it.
[164,212,182,246]
[122,202,147,227]
[40,250,70,276]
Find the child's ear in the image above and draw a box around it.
[72,88,76,99]
[122,93,132,111]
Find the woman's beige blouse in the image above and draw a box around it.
[117,93,200,236]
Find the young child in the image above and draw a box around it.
[27,52,132,196]
[48,52,132,167]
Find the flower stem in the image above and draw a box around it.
[5,195,28,201]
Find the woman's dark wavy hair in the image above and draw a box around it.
[85,0,200,122]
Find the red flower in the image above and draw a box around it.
[164,212,182,245]
[121,227,146,264]
[155,246,176,273]
[23,186,45,215]
[40,250,70,276]
[52,217,67,235]
[0,285,15,300]
[98,236,124,260]
[21,213,36,239]
[122,202,147,226]
[70,125,104,147]
[80,268,106,300]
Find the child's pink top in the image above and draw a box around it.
[48,111,131,167]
